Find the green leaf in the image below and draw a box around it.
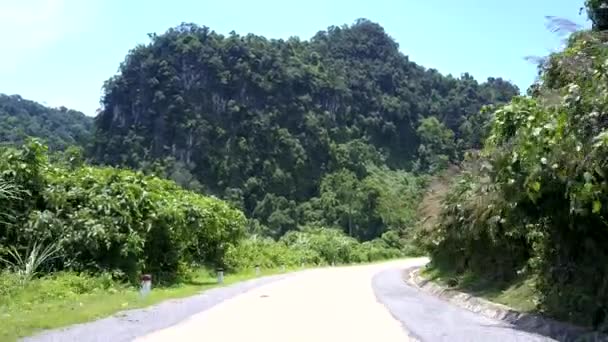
[593,200,602,214]
[531,181,541,192]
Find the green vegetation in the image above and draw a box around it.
[226,226,407,271]
[0,18,519,338]
[0,94,93,151]
[586,0,608,31]
[0,140,423,338]
[0,266,297,341]
[419,9,608,331]
[0,140,246,283]
[422,267,536,313]
[93,19,517,241]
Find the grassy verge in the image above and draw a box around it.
[0,258,414,341]
[421,265,537,313]
[0,266,300,341]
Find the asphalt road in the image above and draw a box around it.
[23,274,292,342]
[136,260,419,342]
[25,258,557,342]
[373,266,554,342]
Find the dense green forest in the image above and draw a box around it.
[0,139,413,340]
[93,19,518,240]
[420,1,608,331]
[0,19,518,279]
[0,139,410,286]
[0,94,93,150]
[0,19,520,285]
[7,2,608,338]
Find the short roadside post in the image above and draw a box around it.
[281,264,286,272]
[255,265,261,276]
[140,274,152,298]
[217,268,224,284]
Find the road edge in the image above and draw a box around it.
[403,267,606,342]
[22,273,294,342]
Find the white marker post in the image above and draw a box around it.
[217,268,224,284]
[140,274,152,298]
[255,265,261,276]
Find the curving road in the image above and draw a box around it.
[25,258,556,342]
[373,265,553,342]
[136,260,418,342]
[136,258,554,342]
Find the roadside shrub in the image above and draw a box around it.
[355,239,402,262]
[224,226,405,271]
[428,30,608,328]
[0,141,246,282]
[0,271,124,308]
[223,236,310,271]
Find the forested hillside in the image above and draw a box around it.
[93,19,518,239]
[0,94,93,150]
[421,2,608,331]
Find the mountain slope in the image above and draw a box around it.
[93,19,518,238]
[0,94,93,150]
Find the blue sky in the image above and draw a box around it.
[0,0,589,116]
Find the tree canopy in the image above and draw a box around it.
[93,19,518,240]
[0,94,93,151]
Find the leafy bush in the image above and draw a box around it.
[427,27,608,329]
[0,140,246,282]
[301,167,427,241]
[223,236,312,271]
[0,139,411,287]
[224,226,405,271]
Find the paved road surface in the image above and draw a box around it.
[136,260,420,342]
[26,258,557,342]
[24,274,292,342]
[373,267,554,342]
[137,258,553,342]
